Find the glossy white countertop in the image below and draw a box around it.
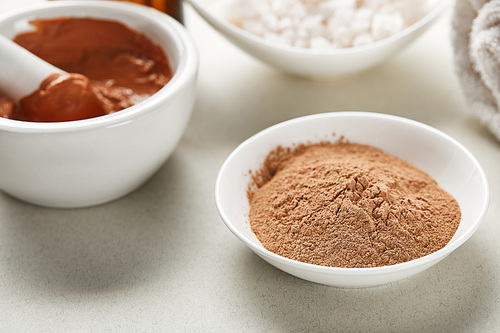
[1,1,499,332]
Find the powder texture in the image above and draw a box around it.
[248,142,461,268]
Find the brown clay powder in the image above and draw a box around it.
[247,142,461,268]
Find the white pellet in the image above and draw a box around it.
[310,36,332,49]
[241,19,267,36]
[371,11,405,40]
[351,7,374,35]
[332,24,353,47]
[300,14,325,36]
[223,0,430,49]
[352,33,375,46]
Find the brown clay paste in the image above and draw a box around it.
[0,17,172,122]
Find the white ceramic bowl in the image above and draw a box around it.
[188,0,449,78]
[0,1,198,208]
[215,112,489,287]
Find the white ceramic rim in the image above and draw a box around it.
[215,111,490,277]
[0,1,198,134]
[188,0,449,56]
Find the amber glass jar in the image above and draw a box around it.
[121,0,183,23]
[52,0,184,23]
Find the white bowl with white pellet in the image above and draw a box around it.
[215,112,489,287]
[188,0,449,78]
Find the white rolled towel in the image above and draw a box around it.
[451,0,500,141]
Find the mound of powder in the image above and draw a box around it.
[247,142,461,268]
[217,0,431,49]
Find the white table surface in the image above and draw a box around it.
[1,1,499,332]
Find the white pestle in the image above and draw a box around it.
[0,33,66,101]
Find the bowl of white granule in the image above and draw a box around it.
[187,0,449,78]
